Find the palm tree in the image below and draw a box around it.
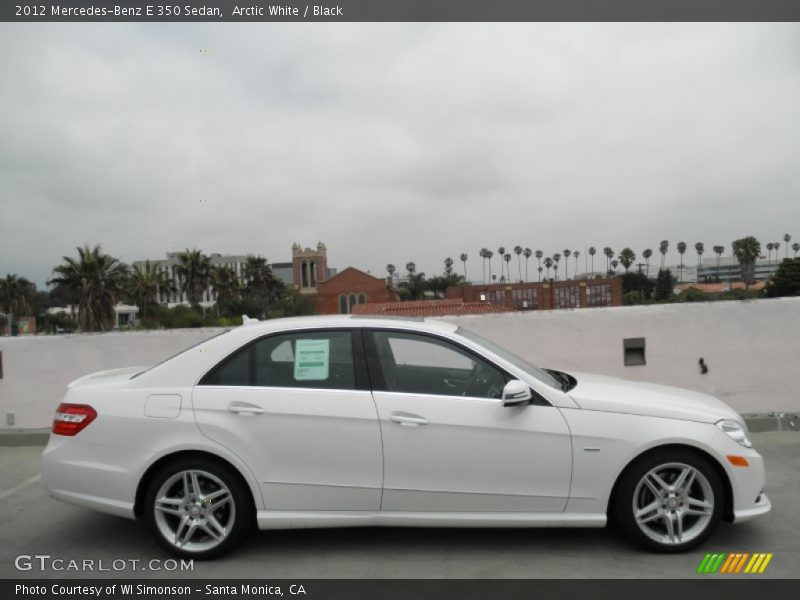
[713,245,725,281]
[793,242,800,257]
[174,248,211,308]
[485,250,494,282]
[127,260,174,322]
[588,246,596,277]
[563,249,571,279]
[0,274,36,332]
[677,241,687,284]
[48,244,130,331]
[514,246,523,282]
[642,249,653,277]
[406,262,416,275]
[603,247,614,275]
[535,250,544,281]
[444,257,454,276]
[523,248,532,282]
[497,247,506,280]
[695,242,705,268]
[537,266,543,280]
[773,242,781,265]
[765,242,773,264]
[460,253,468,279]
[479,248,489,283]
[552,253,561,281]
[618,247,636,273]
[210,265,241,314]
[659,240,669,270]
[732,236,761,290]
[544,257,553,279]
[573,251,580,279]
[503,253,512,282]
[610,259,619,274]
[386,264,396,277]
[242,255,283,307]
[784,234,792,260]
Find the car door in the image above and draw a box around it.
[192,328,383,511]
[365,329,572,513]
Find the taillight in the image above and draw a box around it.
[52,403,97,436]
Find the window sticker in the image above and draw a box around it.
[293,339,330,381]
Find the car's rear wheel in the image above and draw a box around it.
[143,457,252,559]
[614,448,724,552]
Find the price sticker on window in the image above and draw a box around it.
[293,339,330,381]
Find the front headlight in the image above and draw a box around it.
[716,419,752,448]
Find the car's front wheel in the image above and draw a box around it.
[143,457,252,559]
[614,449,724,552]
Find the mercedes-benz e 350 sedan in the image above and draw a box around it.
[42,316,769,558]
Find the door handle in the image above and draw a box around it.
[389,412,428,426]
[227,402,264,415]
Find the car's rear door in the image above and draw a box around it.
[365,328,572,512]
[193,328,383,511]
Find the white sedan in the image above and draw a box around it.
[42,316,769,558]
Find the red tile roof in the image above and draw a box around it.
[350,299,509,317]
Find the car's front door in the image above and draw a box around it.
[365,329,572,512]
[193,328,382,511]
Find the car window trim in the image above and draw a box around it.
[196,327,369,391]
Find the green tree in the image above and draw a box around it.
[479,248,489,283]
[642,248,653,277]
[459,254,468,279]
[676,241,687,284]
[48,245,130,331]
[713,245,725,280]
[497,247,506,280]
[514,246,523,282]
[784,234,792,260]
[765,258,800,297]
[535,250,544,281]
[503,253,512,281]
[792,242,800,257]
[573,250,580,279]
[695,242,705,268]
[544,257,553,279]
[588,246,596,277]
[485,250,494,282]
[619,271,655,303]
[552,253,561,280]
[523,248,532,282]
[603,247,614,275]
[210,265,242,315]
[562,249,571,279]
[127,260,175,322]
[610,259,619,274]
[0,274,36,332]
[659,240,669,270]
[618,247,636,273]
[174,248,211,308]
[386,264,396,277]
[401,262,426,300]
[654,268,675,301]
[444,257,454,276]
[731,236,762,291]
[242,255,284,313]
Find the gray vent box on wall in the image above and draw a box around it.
[623,337,646,366]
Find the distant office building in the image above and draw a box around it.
[696,256,780,283]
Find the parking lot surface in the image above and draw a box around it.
[1,432,797,579]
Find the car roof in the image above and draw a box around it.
[238,314,459,335]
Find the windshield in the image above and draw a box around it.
[455,327,562,389]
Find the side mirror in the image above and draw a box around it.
[502,379,532,406]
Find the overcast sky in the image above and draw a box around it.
[1,23,799,288]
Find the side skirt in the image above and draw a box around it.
[256,511,606,530]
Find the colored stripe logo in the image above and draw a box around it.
[697,553,773,574]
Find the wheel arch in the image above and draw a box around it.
[134,450,257,520]
[606,443,734,523]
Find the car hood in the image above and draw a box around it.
[68,366,148,389]
[566,371,742,424]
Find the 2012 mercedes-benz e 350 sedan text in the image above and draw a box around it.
[42,316,770,558]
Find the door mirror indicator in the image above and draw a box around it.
[502,380,532,406]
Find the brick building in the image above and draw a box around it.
[446,278,623,311]
[351,299,509,318]
[314,267,400,315]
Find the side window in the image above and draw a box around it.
[200,330,355,390]
[371,331,507,399]
[253,331,355,390]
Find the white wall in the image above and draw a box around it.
[1,298,798,429]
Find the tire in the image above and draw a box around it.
[143,457,253,559]
[613,448,725,553]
